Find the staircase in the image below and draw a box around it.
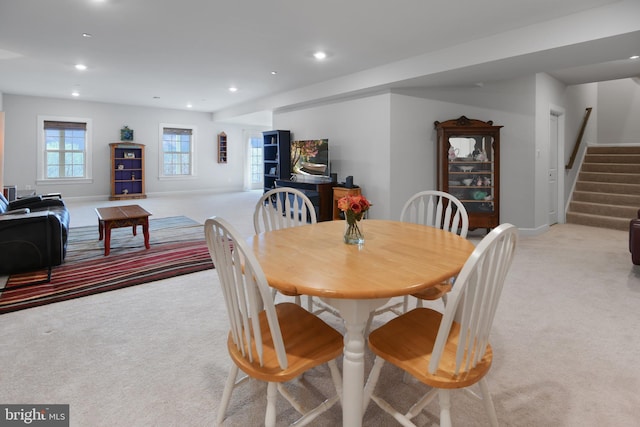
[566,146,640,231]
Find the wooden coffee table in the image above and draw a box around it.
[95,205,152,256]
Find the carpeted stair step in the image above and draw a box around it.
[567,145,640,230]
[581,163,640,173]
[586,146,640,155]
[569,201,637,218]
[575,181,640,195]
[578,171,640,184]
[584,154,640,164]
[565,211,630,231]
[572,191,640,206]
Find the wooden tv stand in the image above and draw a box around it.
[275,179,333,222]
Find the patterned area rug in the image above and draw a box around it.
[0,216,213,314]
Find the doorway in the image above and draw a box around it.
[548,108,565,225]
[243,130,264,190]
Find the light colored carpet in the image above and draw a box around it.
[1,192,639,426]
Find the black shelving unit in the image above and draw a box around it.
[262,130,291,193]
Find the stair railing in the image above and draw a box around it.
[566,107,592,169]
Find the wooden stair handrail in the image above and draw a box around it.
[566,107,592,169]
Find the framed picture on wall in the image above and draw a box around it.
[121,126,134,141]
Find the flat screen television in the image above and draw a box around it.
[290,139,330,182]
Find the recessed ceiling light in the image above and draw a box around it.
[71,91,80,97]
[271,71,278,75]
[186,104,193,108]
[313,51,327,60]
[630,55,640,60]
[229,87,238,92]
[75,64,87,71]
[82,33,92,38]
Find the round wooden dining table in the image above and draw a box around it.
[250,219,475,427]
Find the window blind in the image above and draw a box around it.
[44,121,87,130]
[163,127,192,135]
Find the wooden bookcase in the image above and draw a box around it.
[218,132,227,163]
[110,142,146,200]
[435,116,502,232]
[262,130,291,193]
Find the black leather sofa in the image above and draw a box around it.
[630,209,640,266]
[0,193,70,276]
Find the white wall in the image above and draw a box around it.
[248,76,637,228]
[277,76,539,228]
[389,94,435,219]
[274,94,392,219]
[3,94,264,198]
[597,78,640,144]
[389,77,633,231]
[5,79,635,228]
[396,77,537,228]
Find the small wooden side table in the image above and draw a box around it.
[95,205,152,255]
[332,186,362,220]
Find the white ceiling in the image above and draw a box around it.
[1,0,639,125]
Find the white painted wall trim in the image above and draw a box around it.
[564,142,590,217]
[550,104,566,224]
[36,115,93,185]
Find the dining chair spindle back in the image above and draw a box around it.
[204,216,344,427]
[254,187,316,307]
[366,191,469,332]
[254,187,338,316]
[363,223,518,427]
[401,190,469,236]
[403,190,469,306]
[253,187,317,233]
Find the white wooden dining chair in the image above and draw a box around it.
[254,187,316,308]
[254,187,338,317]
[366,190,469,333]
[363,223,518,427]
[254,187,317,233]
[403,190,469,306]
[204,216,344,427]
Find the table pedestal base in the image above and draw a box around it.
[322,297,389,427]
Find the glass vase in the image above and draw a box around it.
[344,218,365,245]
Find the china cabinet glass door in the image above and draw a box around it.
[447,135,495,215]
[435,116,502,231]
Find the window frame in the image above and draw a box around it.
[249,135,263,187]
[37,115,93,185]
[158,123,197,180]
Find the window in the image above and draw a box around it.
[160,125,196,177]
[44,121,86,178]
[250,136,263,185]
[243,129,264,191]
[37,116,92,184]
